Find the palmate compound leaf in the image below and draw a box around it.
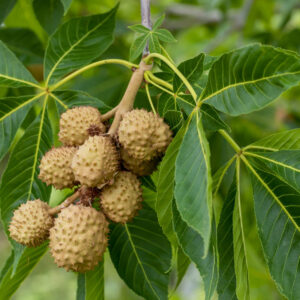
[109,204,171,300]
[200,44,300,116]
[0,40,40,88]
[44,5,118,85]
[172,200,218,300]
[76,261,104,300]
[248,164,300,300]
[174,110,212,254]
[0,93,44,161]
[0,96,53,296]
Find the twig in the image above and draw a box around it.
[101,106,119,121]
[141,0,152,55]
[49,190,80,216]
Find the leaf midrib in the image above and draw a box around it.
[200,70,300,103]
[124,224,160,300]
[45,9,114,85]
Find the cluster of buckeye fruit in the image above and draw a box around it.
[9,106,172,273]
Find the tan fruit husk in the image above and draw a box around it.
[71,136,119,188]
[49,205,109,273]
[39,146,77,189]
[101,171,143,223]
[9,199,54,247]
[59,106,106,146]
[118,109,172,161]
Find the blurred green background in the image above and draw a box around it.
[1,0,300,299]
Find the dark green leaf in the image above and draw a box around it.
[76,261,104,300]
[173,201,218,300]
[155,29,177,43]
[175,111,212,254]
[109,204,171,300]
[44,5,118,85]
[0,41,39,88]
[130,34,148,61]
[250,169,300,300]
[0,94,42,161]
[0,0,16,23]
[60,0,72,14]
[148,33,161,54]
[153,14,165,30]
[175,247,190,289]
[128,24,150,34]
[33,0,64,35]
[201,44,300,116]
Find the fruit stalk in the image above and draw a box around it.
[108,60,152,135]
[49,190,81,216]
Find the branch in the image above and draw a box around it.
[141,0,152,55]
[49,190,80,216]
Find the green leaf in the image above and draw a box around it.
[153,14,165,30]
[0,94,42,161]
[60,0,72,14]
[250,168,300,300]
[0,40,39,88]
[201,44,300,116]
[128,24,150,34]
[44,5,118,85]
[173,54,204,94]
[233,159,250,300]
[0,0,17,23]
[109,204,171,300]
[76,261,104,300]
[148,33,161,54]
[246,129,300,151]
[175,247,190,289]
[173,201,218,300]
[0,245,48,299]
[33,0,64,35]
[175,111,212,254]
[246,150,300,193]
[51,90,112,113]
[130,34,148,61]
[201,104,230,132]
[156,125,187,245]
[217,179,238,300]
[164,110,183,132]
[155,29,177,43]
[0,28,44,64]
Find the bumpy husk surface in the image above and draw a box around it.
[39,146,77,189]
[59,106,106,146]
[101,171,143,223]
[72,136,119,188]
[118,109,172,161]
[49,205,108,272]
[9,199,53,247]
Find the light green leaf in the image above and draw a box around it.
[201,44,300,116]
[175,111,212,254]
[128,24,150,34]
[217,179,238,300]
[44,5,118,85]
[153,14,165,30]
[175,247,190,289]
[173,201,218,300]
[130,34,148,61]
[76,261,104,300]
[109,204,171,300]
[148,33,161,54]
[233,159,250,300]
[250,167,300,300]
[246,129,300,151]
[0,93,43,161]
[156,125,187,245]
[155,29,177,43]
[0,41,40,88]
[0,245,48,300]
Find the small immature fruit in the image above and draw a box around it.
[118,109,172,161]
[49,205,108,272]
[39,146,77,190]
[121,147,159,176]
[59,106,106,146]
[72,136,119,188]
[101,171,143,223]
[9,199,53,247]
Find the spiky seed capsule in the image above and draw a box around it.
[39,146,77,190]
[49,205,108,272]
[101,171,143,223]
[9,199,53,247]
[121,147,159,176]
[118,109,172,161]
[71,136,119,188]
[59,106,106,146]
